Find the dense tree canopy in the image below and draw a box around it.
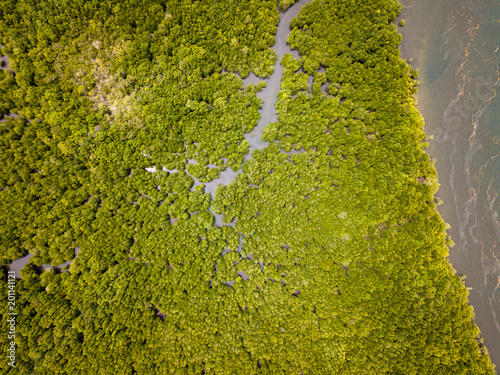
[0,0,495,374]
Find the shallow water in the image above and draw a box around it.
[8,248,80,278]
[0,45,12,71]
[399,0,500,367]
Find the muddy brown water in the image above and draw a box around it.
[399,0,500,367]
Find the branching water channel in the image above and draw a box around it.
[184,0,313,225]
[8,0,313,275]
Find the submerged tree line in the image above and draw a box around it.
[0,0,495,373]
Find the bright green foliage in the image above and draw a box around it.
[0,0,495,374]
[213,0,495,373]
[0,117,92,265]
[279,0,298,11]
[0,0,278,266]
